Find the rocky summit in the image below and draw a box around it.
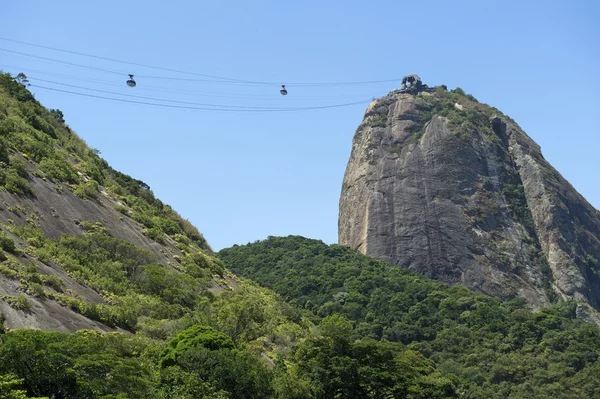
[339,85,600,313]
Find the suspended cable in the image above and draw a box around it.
[2,65,375,101]
[30,78,310,109]
[0,38,403,86]
[0,36,260,84]
[0,48,126,75]
[30,85,370,112]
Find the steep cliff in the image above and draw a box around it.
[339,86,600,311]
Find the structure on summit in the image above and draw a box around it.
[399,74,435,94]
[400,74,421,91]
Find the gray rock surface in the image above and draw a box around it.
[0,172,228,332]
[339,91,600,310]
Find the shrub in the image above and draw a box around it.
[0,231,16,253]
[41,274,63,291]
[38,152,78,183]
[8,224,45,248]
[133,212,154,228]
[4,171,33,195]
[2,295,32,310]
[8,157,28,178]
[74,179,99,200]
[142,227,165,243]
[27,282,46,298]
[0,138,8,164]
[172,234,191,246]
[154,217,183,235]
[115,205,129,215]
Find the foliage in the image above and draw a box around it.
[73,179,99,200]
[502,183,535,230]
[159,324,274,399]
[0,231,17,253]
[0,374,48,399]
[294,315,458,398]
[219,236,600,398]
[37,150,78,183]
[0,72,208,248]
[0,295,32,310]
[0,330,155,398]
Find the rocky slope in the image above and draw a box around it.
[0,72,232,333]
[339,86,600,311]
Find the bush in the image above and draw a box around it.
[115,205,129,215]
[154,217,183,235]
[38,152,78,183]
[8,157,28,178]
[142,227,165,243]
[0,231,16,253]
[4,171,33,195]
[74,179,99,200]
[0,138,8,164]
[133,212,154,228]
[2,295,32,310]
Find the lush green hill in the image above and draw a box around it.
[219,235,600,398]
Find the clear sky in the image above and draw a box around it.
[2,1,599,251]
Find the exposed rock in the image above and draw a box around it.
[339,89,600,311]
[0,169,229,332]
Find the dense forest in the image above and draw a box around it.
[219,236,600,398]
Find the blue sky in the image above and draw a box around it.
[2,1,599,250]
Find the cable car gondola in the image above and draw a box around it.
[280,85,287,96]
[126,74,136,87]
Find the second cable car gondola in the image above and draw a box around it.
[126,74,136,87]
[280,85,287,96]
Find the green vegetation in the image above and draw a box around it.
[219,236,600,398]
[409,87,502,144]
[502,183,535,230]
[0,374,47,399]
[0,295,32,310]
[0,231,17,253]
[0,72,209,250]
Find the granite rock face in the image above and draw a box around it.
[339,89,600,310]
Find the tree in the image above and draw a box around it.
[294,315,459,399]
[0,374,48,399]
[49,109,64,123]
[15,73,29,87]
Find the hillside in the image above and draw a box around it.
[0,72,228,332]
[219,235,600,399]
[339,86,600,312]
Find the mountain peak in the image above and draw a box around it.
[339,86,600,311]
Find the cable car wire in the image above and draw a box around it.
[0,48,125,75]
[30,84,370,112]
[3,65,377,100]
[30,78,322,109]
[0,37,260,83]
[0,37,403,86]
